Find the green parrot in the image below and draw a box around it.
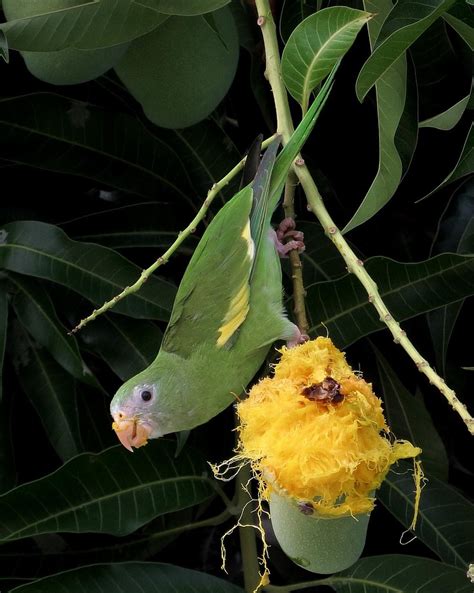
[111,71,336,451]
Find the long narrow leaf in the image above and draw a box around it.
[80,314,162,381]
[443,2,474,50]
[0,286,7,402]
[281,7,371,113]
[0,441,214,541]
[306,253,474,347]
[374,346,448,479]
[10,275,96,387]
[419,94,471,130]
[0,93,194,205]
[327,554,472,592]
[379,465,474,568]
[0,221,176,322]
[343,0,407,234]
[10,562,244,593]
[0,287,15,492]
[356,0,456,102]
[14,336,83,462]
[0,510,195,578]
[62,203,199,252]
[0,0,168,51]
[428,190,473,374]
[161,119,241,203]
[420,124,474,199]
[136,0,231,15]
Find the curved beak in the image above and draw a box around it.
[112,415,152,452]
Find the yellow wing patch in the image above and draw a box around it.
[241,220,255,261]
[216,219,254,348]
[217,281,250,347]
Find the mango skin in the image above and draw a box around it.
[3,0,129,85]
[115,8,239,129]
[270,492,370,574]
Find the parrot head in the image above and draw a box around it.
[110,354,187,450]
[110,378,162,451]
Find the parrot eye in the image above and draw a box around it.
[140,390,153,402]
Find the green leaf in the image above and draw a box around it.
[356,0,456,103]
[0,440,214,542]
[0,221,176,322]
[0,285,7,402]
[278,0,318,43]
[135,0,230,16]
[443,2,474,50]
[343,0,407,234]
[306,253,474,348]
[0,30,8,63]
[428,186,473,374]
[327,554,472,592]
[0,0,168,51]
[62,203,199,253]
[10,562,244,593]
[0,286,15,493]
[419,94,471,130]
[410,19,470,121]
[379,465,474,568]
[9,274,96,387]
[394,57,419,172]
[428,300,464,375]
[13,334,83,462]
[420,124,474,199]
[282,7,372,113]
[374,346,448,479]
[0,93,194,206]
[0,509,196,578]
[80,314,162,381]
[161,119,241,204]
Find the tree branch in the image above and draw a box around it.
[254,0,474,435]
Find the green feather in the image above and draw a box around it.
[110,65,339,441]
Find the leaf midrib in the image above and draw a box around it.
[4,473,212,541]
[105,315,151,367]
[382,476,465,566]
[10,276,82,371]
[310,255,473,330]
[0,242,168,311]
[0,116,189,203]
[301,15,369,111]
[27,340,81,458]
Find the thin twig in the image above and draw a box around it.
[70,134,277,334]
[283,171,309,336]
[254,0,474,435]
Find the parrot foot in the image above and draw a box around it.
[287,327,309,348]
[274,217,305,257]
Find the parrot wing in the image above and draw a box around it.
[161,184,256,357]
[161,64,339,359]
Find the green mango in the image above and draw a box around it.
[3,0,129,85]
[270,492,370,574]
[115,7,239,129]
